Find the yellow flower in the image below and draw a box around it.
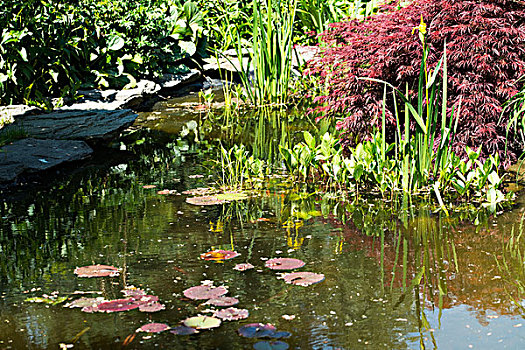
[412,14,427,44]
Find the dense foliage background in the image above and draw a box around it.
[0,0,205,107]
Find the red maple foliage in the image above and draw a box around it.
[306,0,525,165]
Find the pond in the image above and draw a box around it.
[1,93,525,349]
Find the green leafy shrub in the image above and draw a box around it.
[0,0,205,106]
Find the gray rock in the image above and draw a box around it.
[3,109,137,142]
[0,138,93,183]
[156,69,201,89]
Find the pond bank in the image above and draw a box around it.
[0,70,203,187]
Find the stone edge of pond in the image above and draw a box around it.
[0,69,203,187]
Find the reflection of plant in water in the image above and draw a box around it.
[495,214,525,316]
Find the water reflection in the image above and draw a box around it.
[0,100,524,349]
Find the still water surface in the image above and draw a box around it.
[1,98,525,349]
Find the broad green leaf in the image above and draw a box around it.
[106,34,125,51]
[179,41,196,56]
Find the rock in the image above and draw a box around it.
[156,69,202,90]
[0,138,93,183]
[0,105,40,128]
[68,70,201,110]
[3,109,137,142]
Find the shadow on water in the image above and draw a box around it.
[1,97,525,349]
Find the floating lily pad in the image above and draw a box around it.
[157,189,177,195]
[121,288,146,298]
[201,250,240,261]
[234,263,255,271]
[205,296,239,307]
[213,307,249,321]
[183,316,221,329]
[237,324,291,339]
[74,265,120,278]
[139,302,165,313]
[186,195,227,206]
[134,295,159,303]
[253,341,290,350]
[265,258,305,270]
[95,298,140,313]
[64,297,104,308]
[183,285,228,300]
[182,187,212,196]
[186,191,249,206]
[170,326,199,335]
[282,272,325,286]
[136,323,170,333]
[25,296,68,305]
[142,185,157,189]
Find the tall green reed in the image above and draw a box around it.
[234,0,297,107]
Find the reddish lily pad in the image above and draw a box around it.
[157,189,177,195]
[121,288,147,298]
[139,302,165,313]
[170,326,199,335]
[205,296,239,307]
[238,324,291,339]
[186,196,227,206]
[95,298,140,313]
[142,185,157,189]
[282,272,325,286]
[201,250,240,261]
[213,307,249,321]
[74,265,120,277]
[253,341,290,350]
[183,285,228,300]
[136,323,170,333]
[234,263,255,271]
[134,295,159,303]
[265,258,305,270]
[183,316,221,329]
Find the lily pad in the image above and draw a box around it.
[183,285,228,300]
[25,296,68,305]
[121,288,146,298]
[136,323,170,333]
[205,296,239,307]
[95,298,140,313]
[233,263,255,271]
[183,316,221,329]
[64,297,104,308]
[142,185,157,189]
[139,302,165,313]
[170,326,199,335]
[265,258,305,270]
[182,187,212,196]
[201,250,240,261]
[186,195,227,206]
[134,295,159,303]
[253,341,290,350]
[213,307,249,321]
[282,272,325,286]
[186,191,249,206]
[238,323,291,339]
[74,265,120,277]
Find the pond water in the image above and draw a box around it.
[1,95,525,349]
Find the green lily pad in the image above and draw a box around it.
[183,316,221,329]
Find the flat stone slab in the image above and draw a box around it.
[0,138,93,183]
[3,109,137,142]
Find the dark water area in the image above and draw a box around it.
[1,95,525,349]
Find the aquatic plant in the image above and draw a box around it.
[265,258,305,270]
[306,0,525,165]
[136,323,170,333]
[281,271,325,286]
[233,0,297,106]
[183,285,228,300]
